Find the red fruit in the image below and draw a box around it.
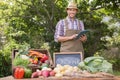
[40,58,44,63]
[29,58,34,63]
[49,70,56,76]
[14,67,24,79]
[14,68,19,78]
[41,54,48,62]
[42,70,50,77]
[33,60,38,64]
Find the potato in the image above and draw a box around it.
[55,73,63,77]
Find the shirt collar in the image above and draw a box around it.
[66,16,77,22]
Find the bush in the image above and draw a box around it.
[0,51,12,77]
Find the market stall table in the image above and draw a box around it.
[0,75,120,80]
[10,49,120,80]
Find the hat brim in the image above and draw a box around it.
[66,7,78,10]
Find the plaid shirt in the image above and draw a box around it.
[54,17,84,42]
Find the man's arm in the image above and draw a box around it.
[78,20,87,42]
[58,34,78,42]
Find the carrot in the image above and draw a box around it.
[28,50,44,58]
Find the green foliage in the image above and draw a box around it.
[101,16,120,48]
[13,57,30,68]
[113,70,120,76]
[18,43,30,55]
[0,39,19,77]
[0,52,11,77]
[95,16,120,71]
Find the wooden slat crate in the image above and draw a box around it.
[12,49,53,77]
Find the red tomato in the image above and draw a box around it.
[33,60,38,64]
[29,58,34,63]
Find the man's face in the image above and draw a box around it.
[67,8,78,18]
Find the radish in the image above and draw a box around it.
[36,69,42,76]
[38,71,42,76]
[50,70,56,76]
[31,72,39,78]
[42,70,50,77]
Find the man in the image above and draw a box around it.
[54,2,87,54]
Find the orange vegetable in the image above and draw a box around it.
[29,50,44,58]
[29,58,34,63]
[29,58,38,64]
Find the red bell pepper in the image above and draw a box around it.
[14,67,25,79]
[40,54,48,62]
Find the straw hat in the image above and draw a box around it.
[66,2,78,10]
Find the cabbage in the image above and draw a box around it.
[78,56,113,73]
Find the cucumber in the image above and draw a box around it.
[24,68,32,78]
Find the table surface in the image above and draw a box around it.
[0,76,120,80]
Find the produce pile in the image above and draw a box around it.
[12,49,114,79]
[12,49,55,79]
[78,56,113,73]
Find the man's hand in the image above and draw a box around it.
[79,34,87,42]
[58,34,78,42]
[69,34,78,40]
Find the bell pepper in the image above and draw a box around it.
[40,54,48,62]
[14,67,25,79]
[29,57,38,64]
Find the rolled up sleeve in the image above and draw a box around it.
[54,20,64,42]
[80,21,84,30]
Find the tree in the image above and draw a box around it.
[99,16,120,70]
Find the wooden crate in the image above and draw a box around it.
[12,49,18,76]
[28,49,53,66]
[12,49,53,76]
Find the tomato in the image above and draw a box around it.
[29,58,34,63]
[33,60,38,64]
